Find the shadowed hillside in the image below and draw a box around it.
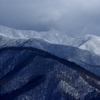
[0,47,100,100]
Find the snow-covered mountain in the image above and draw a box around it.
[1,25,100,56]
[0,25,73,45]
[0,25,100,99]
[0,45,100,100]
[0,33,100,75]
[72,34,100,55]
[0,25,100,73]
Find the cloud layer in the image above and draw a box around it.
[0,0,100,37]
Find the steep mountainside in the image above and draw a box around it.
[0,25,100,100]
[1,25,100,55]
[0,47,100,100]
[72,34,100,55]
[0,25,73,45]
[0,34,100,75]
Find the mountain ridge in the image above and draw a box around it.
[0,25,100,55]
[0,25,100,99]
[0,25,73,45]
[72,34,100,55]
[0,33,100,75]
[0,46,100,100]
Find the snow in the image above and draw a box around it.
[0,25,100,100]
[0,25,100,69]
[0,32,100,76]
[0,25,73,45]
[72,34,100,55]
[1,25,100,55]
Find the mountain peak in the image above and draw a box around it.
[72,34,100,55]
[0,25,73,45]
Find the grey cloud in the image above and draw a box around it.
[0,0,100,37]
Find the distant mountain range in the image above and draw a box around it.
[0,25,73,45]
[0,25,100,55]
[0,25,100,100]
[72,34,100,55]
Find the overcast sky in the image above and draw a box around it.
[0,0,100,37]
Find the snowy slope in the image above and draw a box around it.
[0,26,100,99]
[0,34,100,75]
[0,25,73,45]
[0,47,100,100]
[0,25,100,56]
[72,34,100,55]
